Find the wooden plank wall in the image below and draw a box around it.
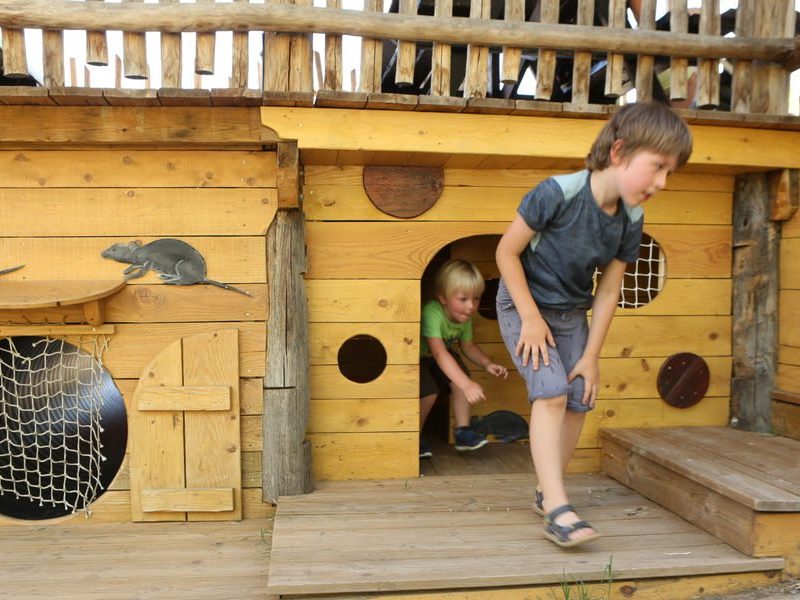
[303,166,734,480]
[776,206,800,438]
[0,149,276,524]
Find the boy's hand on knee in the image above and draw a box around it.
[568,357,599,408]
[463,380,486,405]
[516,317,555,369]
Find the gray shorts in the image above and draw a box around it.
[496,280,592,413]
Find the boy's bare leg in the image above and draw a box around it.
[531,396,596,540]
[451,386,471,429]
[420,393,437,429]
[560,410,587,472]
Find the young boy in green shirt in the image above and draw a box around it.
[419,259,508,458]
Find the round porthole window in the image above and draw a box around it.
[337,335,388,383]
[0,336,127,520]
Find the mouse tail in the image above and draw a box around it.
[0,265,25,276]
[204,279,253,297]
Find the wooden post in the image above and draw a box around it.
[264,0,291,93]
[430,0,452,96]
[731,173,779,432]
[634,0,655,102]
[86,0,108,66]
[668,0,689,102]
[395,0,416,86]
[500,0,523,86]
[730,0,754,113]
[1,26,27,78]
[123,0,148,79]
[289,0,313,93]
[570,0,594,105]
[604,0,626,98]
[42,29,65,87]
[160,0,182,88]
[231,0,249,89]
[195,0,215,76]
[323,0,343,90]
[751,0,794,114]
[696,0,720,109]
[535,0,558,100]
[263,209,313,502]
[359,0,383,93]
[463,0,490,99]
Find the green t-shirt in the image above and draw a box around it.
[420,300,473,356]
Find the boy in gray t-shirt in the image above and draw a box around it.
[495,102,693,548]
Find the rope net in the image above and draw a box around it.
[0,335,110,516]
[595,233,666,309]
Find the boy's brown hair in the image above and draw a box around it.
[585,101,693,171]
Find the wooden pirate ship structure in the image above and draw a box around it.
[0,0,799,598]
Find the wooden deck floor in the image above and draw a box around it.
[267,472,784,597]
[1,518,274,600]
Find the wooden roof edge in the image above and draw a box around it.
[1,87,800,132]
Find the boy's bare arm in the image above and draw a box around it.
[460,340,508,379]
[427,337,485,403]
[496,214,554,368]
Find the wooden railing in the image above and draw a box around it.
[0,0,798,117]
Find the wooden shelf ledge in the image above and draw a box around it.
[0,280,125,325]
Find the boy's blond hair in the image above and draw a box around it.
[434,259,485,299]
[585,102,692,171]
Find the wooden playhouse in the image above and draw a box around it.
[0,0,800,598]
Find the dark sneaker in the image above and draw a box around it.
[419,439,433,459]
[454,427,489,451]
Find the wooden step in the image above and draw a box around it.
[772,390,800,441]
[601,426,800,571]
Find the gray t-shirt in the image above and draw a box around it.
[517,169,643,310]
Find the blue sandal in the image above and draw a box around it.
[543,504,601,548]
[533,488,544,516]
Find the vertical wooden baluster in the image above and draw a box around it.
[604,0,626,98]
[231,0,249,89]
[196,0,215,75]
[535,0,558,100]
[324,0,343,90]
[430,0,452,95]
[730,0,753,113]
[570,0,594,105]
[359,0,383,93]
[123,0,147,79]
[634,0,655,102]
[1,27,28,78]
[161,0,182,88]
[265,0,291,93]
[696,0,719,109]
[86,0,109,66]
[669,0,688,102]
[43,29,65,87]
[464,0,490,99]
[501,0,524,87]
[751,0,793,114]
[69,57,77,87]
[289,0,313,94]
[395,0,417,86]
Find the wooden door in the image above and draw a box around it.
[129,329,241,522]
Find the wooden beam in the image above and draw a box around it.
[262,108,800,170]
[0,0,793,62]
[277,140,300,209]
[731,173,778,432]
[263,209,313,502]
[0,106,276,145]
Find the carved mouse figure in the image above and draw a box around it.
[0,265,24,276]
[101,239,251,296]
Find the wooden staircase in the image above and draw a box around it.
[601,426,800,575]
